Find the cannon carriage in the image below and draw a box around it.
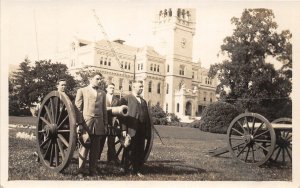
[35,91,154,172]
[210,112,292,166]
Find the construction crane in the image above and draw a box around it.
[92,9,164,145]
[92,9,127,76]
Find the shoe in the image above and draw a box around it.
[109,159,121,165]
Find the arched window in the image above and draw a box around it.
[167,64,170,72]
[157,83,161,94]
[148,81,152,93]
[104,58,107,65]
[119,78,123,90]
[166,83,169,94]
[128,63,131,70]
[108,58,111,66]
[157,65,160,72]
[179,65,185,75]
[150,64,153,71]
[154,64,156,72]
[125,62,127,69]
[177,103,180,113]
[129,80,132,91]
[166,103,168,113]
[100,57,103,65]
[141,63,143,70]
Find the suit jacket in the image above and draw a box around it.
[75,85,108,135]
[120,94,150,137]
[106,94,120,126]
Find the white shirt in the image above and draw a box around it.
[133,93,141,103]
[106,93,113,105]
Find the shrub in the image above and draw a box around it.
[168,113,180,123]
[198,102,242,134]
[150,104,168,125]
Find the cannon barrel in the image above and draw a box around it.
[107,105,128,116]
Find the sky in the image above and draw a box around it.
[1,0,298,69]
[1,1,300,187]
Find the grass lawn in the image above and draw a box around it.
[9,116,38,126]
[8,116,292,181]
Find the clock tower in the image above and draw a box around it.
[153,8,196,117]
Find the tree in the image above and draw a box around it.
[75,66,106,90]
[209,9,292,120]
[10,58,34,109]
[10,58,77,113]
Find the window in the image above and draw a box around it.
[154,65,156,71]
[167,64,170,72]
[119,78,123,90]
[192,72,194,79]
[179,65,185,75]
[157,83,161,94]
[157,65,160,72]
[104,58,107,65]
[128,63,131,70]
[203,92,207,101]
[148,81,152,93]
[150,64,153,71]
[141,63,143,70]
[166,83,169,94]
[108,58,111,66]
[129,80,132,91]
[138,64,140,70]
[177,103,180,113]
[100,57,103,65]
[125,62,127,69]
[166,103,168,113]
[121,61,123,68]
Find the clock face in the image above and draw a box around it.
[181,38,187,48]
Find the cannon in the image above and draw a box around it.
[209,112,292,166]
[35,91,154,172]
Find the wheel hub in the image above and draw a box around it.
[44,124,58,138]
[243,134,254,144]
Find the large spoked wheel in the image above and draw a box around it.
[113,108,154,166]
[269,118,292,164]
[36,91,77,172]
[227,113,276,166]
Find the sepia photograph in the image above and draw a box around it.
[1,0,299,187]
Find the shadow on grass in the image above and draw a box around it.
[143,160,207,175]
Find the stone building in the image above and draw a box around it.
[57,8,217,120]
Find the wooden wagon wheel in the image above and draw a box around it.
[36,91,77,172]
[227,113,276,166]
[113,108,154,166]
[268,118,292,163]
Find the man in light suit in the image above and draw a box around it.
[120,80,151,177]
[105,82,121,164]
[75,72,108,177]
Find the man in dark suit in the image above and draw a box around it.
[120,80,150,177]
[99,82,121,164]
[75,73,108,177]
